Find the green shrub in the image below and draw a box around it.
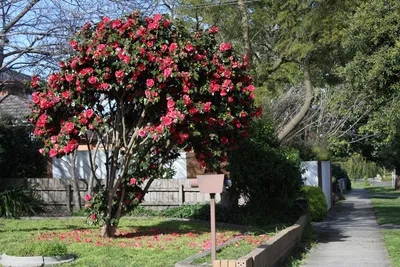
[302,186,327,222]
[130,205,160,217]
[160,203,208,219]
[5,241,68,257]
[0,184,44,218]
[228,119,304,218]
[0,116,46,178]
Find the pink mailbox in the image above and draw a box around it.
[196,174,225,194]
[191,173,226,263]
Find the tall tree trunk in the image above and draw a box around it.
[238,0,253,68]
[70,150,81,211]
[101,222,117,238]
[278,55,314,142]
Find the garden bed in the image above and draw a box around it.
[0,217,278,266]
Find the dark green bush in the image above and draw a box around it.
[0,184,44,218]
[228,119,304,218]
[301,186,327,222]
[0,116,46,178]
[130,205,160,217]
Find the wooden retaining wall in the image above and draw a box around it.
[212,215,309,267]
[0,178,220,210]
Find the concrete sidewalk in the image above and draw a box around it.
[303,188,391,267]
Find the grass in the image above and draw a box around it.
[192,233,274,264]
[0,217,278,266]
[366,186,400,267]
[365,186,400,225]
[351,180,370,189]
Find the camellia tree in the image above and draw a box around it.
[29,11,260,237]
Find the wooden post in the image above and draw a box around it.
[210,193,216,262]
[66,184,72,212]
[178,185,184,204]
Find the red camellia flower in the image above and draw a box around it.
[154,14,162,22]
[221,136,229,144]
[62,91,70,99]
[65,74,73,82]
[138,129,146,137]
[169,43,178,53]
[31,76,40,88]
[164,68,172,78]
[185,44,194,53]
[203,102,211,112]
[85,109,94,119]
[91,214,96,220]
[209,26,218,34]
[111,19,121,29]
[148,22,159,30]
[70,40,78,49]
[115,70,125,79]
[219,43,232,52]
[84,194,92,201]
[88,76,97,84]
[49,149,58,157]
[146,79,155,88]
[65,122,75,134]
[129,178,137,185]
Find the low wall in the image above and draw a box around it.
[213,214,309,267]
[0,178,220,210]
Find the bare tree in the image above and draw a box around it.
[0,0,162,78]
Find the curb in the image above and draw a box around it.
[175,236,244,267]
[0,254,74,266]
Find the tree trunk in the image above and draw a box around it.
[395,176,400,191]
[101,222,117,238]
[278,54,314,142]
[238,0,253,68]
[70,151,81,211]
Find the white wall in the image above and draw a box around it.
[301,161,332,210]
[302,161,319,186]
[321,161,332,210]
[52,151,188,180]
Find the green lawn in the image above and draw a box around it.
[0,217,276,266]
[365,186,400,225]
[366,186,400,267]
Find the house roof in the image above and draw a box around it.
[0,69,32,122]
[0,68,31,82]
[0,94,30,122]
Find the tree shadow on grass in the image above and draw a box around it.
[0,224,94,233]
[374,205,400,225]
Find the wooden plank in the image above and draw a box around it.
[147,188,179,192]
[178,185,184,204]
[237,256,253,267]
[66,185,71,212]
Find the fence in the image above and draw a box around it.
[0,178,221,210]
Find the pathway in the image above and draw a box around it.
[303,188,391,267]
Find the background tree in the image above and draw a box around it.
[331,0,400,166]
[29,11,259,237]
[0,0,160,79]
